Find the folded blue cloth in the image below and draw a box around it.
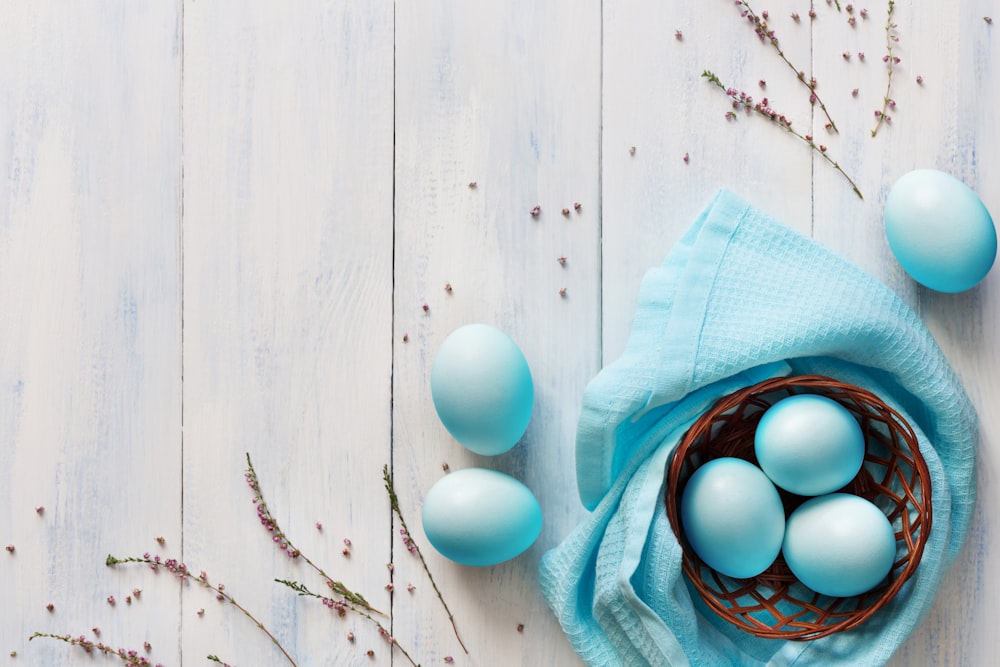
[540,190,978,666]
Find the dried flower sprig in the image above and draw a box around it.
[29,632,163,667]
[248,455,424,664]
[734,0,839,133]
[383,465,468,654]
[872,0,898,137]
[276,579,419,667]
[244,454,384,617]
[702,70,863,199]
[105,554,297,667]
[207,656,234,666]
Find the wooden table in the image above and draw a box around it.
[2,2,997,665]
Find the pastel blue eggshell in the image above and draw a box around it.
[884,169,997,293]
[783,493,896,598]
[754,394,865,496]
[431,324,534,456]
[680,457,785,579]
[421,468,543,567]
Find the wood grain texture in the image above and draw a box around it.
[2,1,998,666]
[392,0,600,664]
[0,1,183,664]
[181,0,394,665]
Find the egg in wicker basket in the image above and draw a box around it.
[664,375,932,641]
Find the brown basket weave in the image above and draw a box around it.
[665,375,932,641]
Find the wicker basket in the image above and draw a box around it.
[664,375,932,640]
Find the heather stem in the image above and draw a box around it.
[735,0,839,133]
[244,453,385,617]
[106,555,297,667]
[30,632,157,667]
[383,465,469,654]
[275,579,419,667]
[872,0,897,137]
[702,70,863,199]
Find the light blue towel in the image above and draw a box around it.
[540,190,977,666]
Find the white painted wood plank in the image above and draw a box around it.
[182,1,394,665]
[602,0,815,360]
[810,0,927,301]
[393,1,600,664]
[0,2,182,664]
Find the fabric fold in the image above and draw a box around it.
[542,190,977,666]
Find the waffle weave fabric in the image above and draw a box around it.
[539,189,977,666]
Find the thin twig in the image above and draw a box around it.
[106,555,297,667]
[702,70,863,199]
[735,0,839,133]
[871,0,898,137]
[246,455,421,665]
[29,632,157,667]
[244,453,385,617]
[275,579,419,667]
[383,465,469,654]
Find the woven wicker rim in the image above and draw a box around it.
[665,375,932,641]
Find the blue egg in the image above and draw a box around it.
[884,169,996,293]
[782,493,896,597]
[421,468,543,567]
[680,457,785,579]
[431,324,534,456]
[754,394,865,497]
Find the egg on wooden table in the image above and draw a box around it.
[430,324,534,456]
[680,457,785,579]
[782,493,896,598]
[421,468,543,567]
[754,394,865,497]
[884,169,997,293]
